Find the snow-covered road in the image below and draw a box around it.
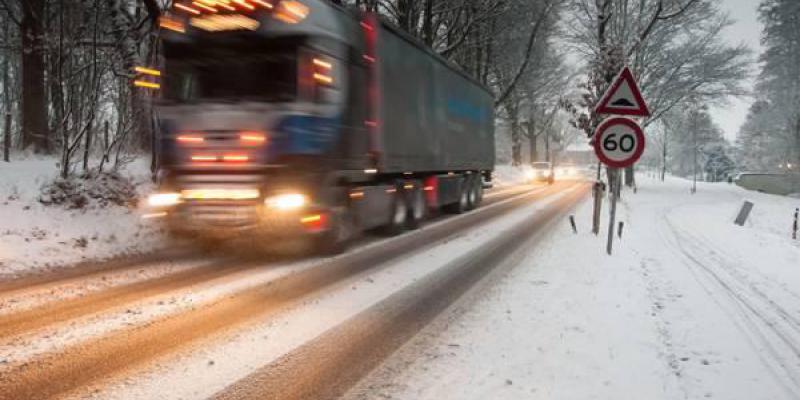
[0,176,589,400]
[346,176,800,400]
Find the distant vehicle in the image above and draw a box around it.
[145,0,495,254]
[556,163,579,178]
[529,162,554,184]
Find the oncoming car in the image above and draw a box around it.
[528,162,554,184]
[556,163,580,179]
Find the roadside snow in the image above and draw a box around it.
[0,157,165,279]
[346,176,800,400]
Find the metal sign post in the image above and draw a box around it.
[606,169,621,254]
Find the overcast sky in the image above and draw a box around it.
[711,0,763,141]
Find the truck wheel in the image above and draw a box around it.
[466,176,479,210]
[406,186,425,230]
[475,176,484,206]
[314,209,354,255]
[444,180,469,214]
[381,193,408,236]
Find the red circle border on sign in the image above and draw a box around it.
[593,117,646,169]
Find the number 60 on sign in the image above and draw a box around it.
[593,117,646,169]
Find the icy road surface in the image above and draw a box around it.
[346,176,800,400]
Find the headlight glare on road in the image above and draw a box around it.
[265,193,307,210]
[147,192,181,207]
[525,170,535,180]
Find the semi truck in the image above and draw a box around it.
[146,0,495,253]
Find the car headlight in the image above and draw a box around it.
[147,193,181,207]
[265,193,307,210]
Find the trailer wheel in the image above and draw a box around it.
[444,179,469,214]
[406,186,425,230]
[475,176,484,206]
[466,175,480,210]
[381,192,408,235]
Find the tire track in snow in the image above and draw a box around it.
[670,222,800,330]
[660,215,800,398]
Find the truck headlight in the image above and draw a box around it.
[147,193,181,207]
[265,193,307,210]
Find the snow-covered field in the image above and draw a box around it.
[0,157,165,279]
[347,176,800,400]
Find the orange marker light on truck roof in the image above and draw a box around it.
[233,0,255,10]
[274,0,309,24]
[192,1,218,12]
[134,80,160,89]
[175,3,202,15]
[250,0,274,9]
[135,66,161,76]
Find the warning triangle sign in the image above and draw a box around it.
[595,67,651,117]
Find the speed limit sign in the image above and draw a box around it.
[593,117,646,168]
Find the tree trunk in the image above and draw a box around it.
[20,0,50,153]
[2,19,10,162]
[544,129,550,162]
[422,0,435,46]
[511,121,522,166]
[83,124,92,172]
[661,129,668,181]
[529,133,538,162]
[3,113,10,162]
[397,0,414,34]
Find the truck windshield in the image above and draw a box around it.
[164,52,297,103]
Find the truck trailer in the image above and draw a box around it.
[146,0,495,253]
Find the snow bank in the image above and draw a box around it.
[0,157,166,279]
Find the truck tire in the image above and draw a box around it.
[466,175,480,210]
[381,191,408,236]
[475,176,484,206]
[313,208,354,255]
[406,186,425,230]
[444,178,469,214]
